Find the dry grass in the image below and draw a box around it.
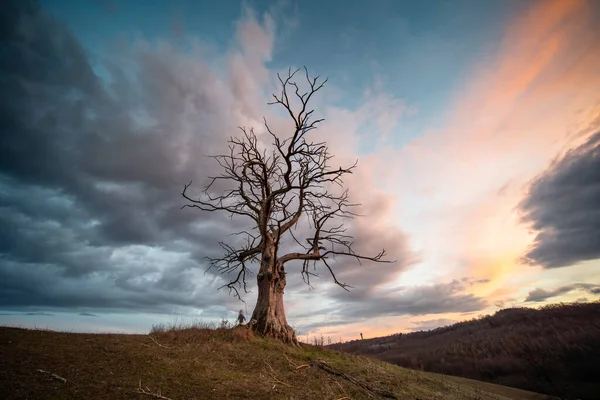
[0,325,551,400]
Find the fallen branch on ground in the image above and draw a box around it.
[277,353,393,397]
[134,380,173,400]
[311,360,398,400]
[37,369,66,383]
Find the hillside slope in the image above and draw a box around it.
[0,326,550,400]
[331,302,600,400]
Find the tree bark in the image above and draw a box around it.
[250,241,298,345]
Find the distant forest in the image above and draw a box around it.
[330,302,600,400]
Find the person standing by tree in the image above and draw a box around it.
[237,309,246,326]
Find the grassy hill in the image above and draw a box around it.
[330,302,600,400]
[0,325,552,400]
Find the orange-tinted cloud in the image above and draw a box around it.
[387,0,600,303]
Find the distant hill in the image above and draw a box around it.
[330,301,600,400]
[0,324,550,400]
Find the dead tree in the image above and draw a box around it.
[182,67,391,344]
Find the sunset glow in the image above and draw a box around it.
[1,0,599,341]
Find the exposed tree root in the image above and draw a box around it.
[251,319,299,346]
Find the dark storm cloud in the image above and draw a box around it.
[289,279,486,333]
[519,131,600,268]
[308,278,487,322]
[0,256,233,313]
[525,283,600,303]
[0,0,420,322]
[336,279,487,319]
[78,312,99,317]
[0,0,262,313]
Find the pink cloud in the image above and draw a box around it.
[373,0,600,304]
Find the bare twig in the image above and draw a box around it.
[282,352,299,370]
[281,352,311,372]
[37,369,66,383]
[147,335,171,349]
[134,380,173,400]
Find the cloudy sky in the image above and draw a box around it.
[1,0,599,340]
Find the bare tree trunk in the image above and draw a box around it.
[250,241,298,345]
